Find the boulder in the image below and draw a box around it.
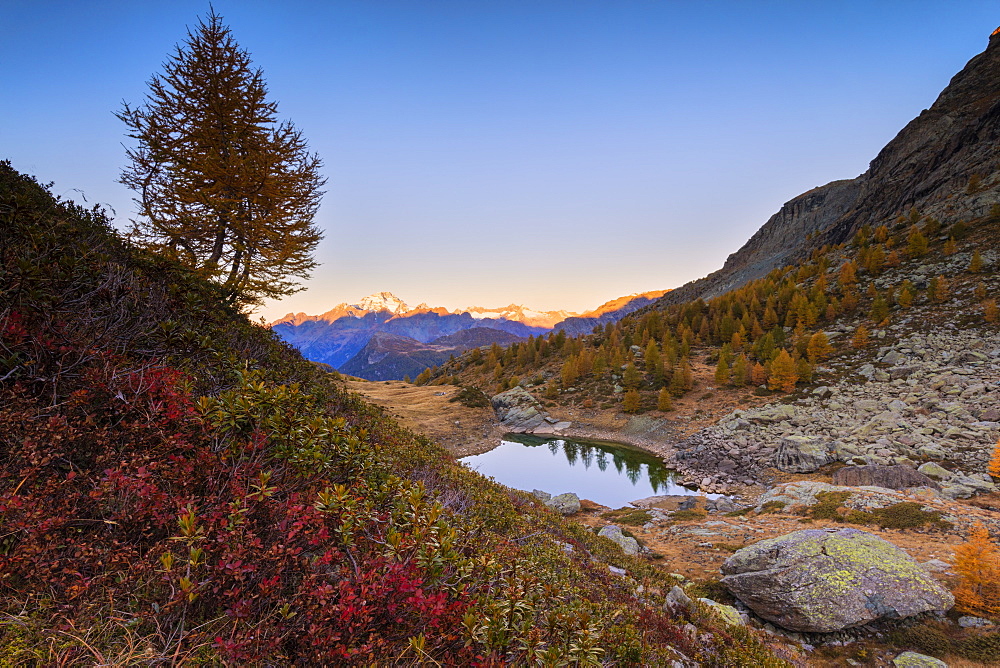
[721,528,954,633]
[545,492,581,515]
[916,462,953,480]
[832,465,940,490]
[774,436,835,473]
[598,525,639,555]
[491,386,547,430]
[697,598,744,626]
[531,489,551,502]
[664,585,692,613]
[892,652,947,667]
[754,481,841,512]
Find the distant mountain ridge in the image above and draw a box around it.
[272,290,666,378]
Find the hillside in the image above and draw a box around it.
[0,162,790,664]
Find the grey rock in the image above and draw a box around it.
[831,465,940,490]
[916,462,953,480]
[958,615,994,628]
[697,598,744,626]
[892,652,947,668]
[664,585,692,612]
[531,489,551,502]
[774,435,835,473]
[721,528,955,633]
[546,492,581,515]
[598,525,640,556]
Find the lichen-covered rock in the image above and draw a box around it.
[754,480,841,511]
[832,464,940,490]
[545,492,581,515]
[697,598,744,626]
[491,386,547,430]
[598,525,639,555]
[721,528,954,632]
[664,585,692,613]
[916,462,953,480]
[774,435,835,473]
[892,651,947,667]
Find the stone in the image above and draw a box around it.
[531,489,551,502]
[958,615,994,628]
[774,435,835,473]
[831,465,940,490]
[916,462,953,480]
[546,492,581,515]
[664,585,692,613]
[491,386,548,430]
[755,481,842,511]
[892,652,947,668]
[598,525,640,556]
[939,474,997,499]
[697,598,744,626]
[721,528,954,633]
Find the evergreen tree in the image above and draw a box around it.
[657,387,672,412]
[622,362,642,389]
[714,356,730,386]
[731,354,749,387]
[768,349,798,392]
[806,331,833,364]
[970,250,985,273]
[118,10,324,306]
[852,324,870,349]
[953,522,1000,617]
[622,389,641,413]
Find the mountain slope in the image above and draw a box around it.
[554,290,671,335]
[0,162,783,664]
[656,29,1000,308]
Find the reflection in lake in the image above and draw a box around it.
[460,434,707,509]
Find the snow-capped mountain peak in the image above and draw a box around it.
[356,292,410,314]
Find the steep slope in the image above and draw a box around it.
[657,28,1000,307]
[0,163,786,664]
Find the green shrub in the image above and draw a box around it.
[448,385,491,408]
[601,508,652,526]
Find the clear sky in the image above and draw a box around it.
[3,1,997,321]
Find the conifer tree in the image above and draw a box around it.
[985,299,999,324]
[906,226,929,257]
[943,237,957,255]
[869,295,889,324]
[622,389,641,414]
[975,281,988,301]
[970,250,985,273]
[657,387,672,412]
[953,522,1000,617]
[622,362,642,390]
[896,285,914,309]
[731,354,749,387]
[750,362,768,387]
[989,438,1000,479]
[714,356,730,386]
[806,331,833,364]
[768,349,798,392]
[118,10,324,306]
[852,324,870,349]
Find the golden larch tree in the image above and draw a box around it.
[953,522,1000,617]
[118,10,325,306]
[768,349,798,392]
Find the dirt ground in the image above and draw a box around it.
[343,379,505,457]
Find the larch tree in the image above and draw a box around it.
[768,349,798,392]
[118,10,325,306]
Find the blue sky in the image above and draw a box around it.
[3,1,997,321]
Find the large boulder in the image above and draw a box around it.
[545,492,581,515]
[774,436,835,473]
[721,528,954,632]
[491,386,547,431]
[832,465,940,490]
[598,525,639,555]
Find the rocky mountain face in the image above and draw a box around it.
[656,30,1000,308]
[273,291,665,376]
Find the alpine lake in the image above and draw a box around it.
[460,434,709,509]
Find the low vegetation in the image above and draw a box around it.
[0,163,791,664]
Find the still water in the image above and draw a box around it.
[460,434,704,509]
